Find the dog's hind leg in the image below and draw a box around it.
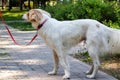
[86,46,100,79]
[48,50,59,75]
[86,64,94,75]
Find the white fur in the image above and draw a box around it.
[22,9,120,79]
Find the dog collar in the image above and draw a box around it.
[37,19,48,30]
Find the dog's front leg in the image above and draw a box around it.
[48,50,59,75]
[58,50,70,79]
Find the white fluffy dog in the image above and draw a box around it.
[22,9,119,79]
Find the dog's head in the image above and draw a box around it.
[22,9,51,23]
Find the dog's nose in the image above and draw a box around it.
[22,14,27,20]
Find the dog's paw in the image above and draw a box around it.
[86,74,95,79]
[63,74,70,79]
[85,70,92,75]
[48,71,56,75]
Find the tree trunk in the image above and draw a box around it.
[2,0,4,9]
[9,0,12,11]
[20,0,23,11]
[28,0,31,9]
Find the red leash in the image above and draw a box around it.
[0,10,38,46]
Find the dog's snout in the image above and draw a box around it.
[22,14,27,20]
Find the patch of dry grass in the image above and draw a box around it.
[71,52,120,79]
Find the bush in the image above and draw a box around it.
[45,0,120,23]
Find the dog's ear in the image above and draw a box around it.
[28,9,43,22]
[35,9,51,17]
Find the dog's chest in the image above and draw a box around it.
[39,31,60,49]
[41,35,54,47]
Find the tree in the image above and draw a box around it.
[2,0,7,9]
[20,0,23,11]
[41,0,49,8]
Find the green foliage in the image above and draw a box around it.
[103,20,120,29]
[1,0,120,30]
[45,0,120,24]
[73,51,92,64]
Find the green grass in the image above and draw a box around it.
[0,10,35,31]
[0,52,8,56]
[2,11,27,21]
[7,22,35,31]
[73,51,92,64]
